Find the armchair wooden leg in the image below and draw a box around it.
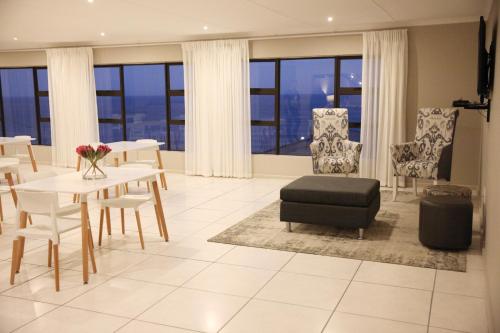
[413,178,418,196]
[392,176,399,201]
[153,204,163,238]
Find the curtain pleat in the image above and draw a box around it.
[360,29,408,186]
[182,39,252,178]
[46,47,99,167]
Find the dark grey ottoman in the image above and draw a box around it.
[280,176,380,239]
[419,196,473,250]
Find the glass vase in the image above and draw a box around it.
[82,159,107,180]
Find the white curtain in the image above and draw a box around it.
[360,29,407,186]
[46,47,99,167]
[182,39,251,178]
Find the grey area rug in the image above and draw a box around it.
[209,191,466,272]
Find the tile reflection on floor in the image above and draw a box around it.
[0,166,490,333]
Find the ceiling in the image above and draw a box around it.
[0,0,491,51]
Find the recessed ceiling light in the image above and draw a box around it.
[327,16,333,22]
[88,0,94,3]
[203,25,208,31]
[13,37,18,41]
[100,32,105,37]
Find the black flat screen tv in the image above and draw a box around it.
[478,16,489,102]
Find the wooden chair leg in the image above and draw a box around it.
[392,176,399,201]
[48,240,53,267]
[153,204,163,238]
[134,210,145,250]
[98,208,104,246]
[96,191,100,199]
[0,195,4,222]
[88,228,97,274]
[10,239,20,284]
[120,208,125,235]
[28,215,33,225]
[16,236,25,273]
[53,244,60,291]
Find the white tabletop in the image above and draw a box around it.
[14,167,163,195]
[107,141,165,153]
[0,137,36,144]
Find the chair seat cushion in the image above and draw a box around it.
[318,155,354,174]
[395,159,437,179]
[280,176,380,207]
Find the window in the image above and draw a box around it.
[250,61,278,154]
[167,64,185,151]
[250,56,362,155]
[95,66,125,143]
[0,67,51,144]
[124,64,167,144]
[95,63,184,150]
[338,58,362,141]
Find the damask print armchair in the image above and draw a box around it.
[310,108,362,176]
[391,107,459,200]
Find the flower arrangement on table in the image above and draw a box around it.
[76,144,112,180]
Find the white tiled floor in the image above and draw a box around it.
[0,167,490,333]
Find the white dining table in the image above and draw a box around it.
[14,166,169,284]
[0,137,38,172]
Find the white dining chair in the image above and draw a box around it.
[12,136,33,161]
[0,185,11,235]
[10,190,97,291]
[98,163,160,249]
[0,157,21,184]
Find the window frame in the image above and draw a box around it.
[95,63,185,150]
[0,66,50,145]
[250,55,362,155]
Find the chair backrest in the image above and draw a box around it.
[312,108,349,156]
[17,191,59,215]
[414,108,459,161]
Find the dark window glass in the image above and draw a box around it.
[0,68,38,138]
[39,96,50,118]
[170,124,184,151]
[124,65,167,146]
[99,123,123,143]
[95,67,120,90]
[40,121,51,145]
[279,58,335,155]
[251,126,276,154]
[250,62,275,88]
[251,95,274,121]
[169,65,184,90]
[170,95,184,120]
[340,58,362,88]
[37,68,48,91]
[349,128,361,142]
[339,94,361,124]
[97,96,122,119]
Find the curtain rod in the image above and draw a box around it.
[0,30,363,53]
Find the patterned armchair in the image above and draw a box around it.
[310,108,362,175]
[391,107,459,199]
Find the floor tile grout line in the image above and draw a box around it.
[215,252,298,333]
[320,259,362,333]
[426,269,438,333]
[335,310,430,328]
[117,246,235,331]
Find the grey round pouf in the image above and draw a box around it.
[419,196,473,250]
[423,185,472,200]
